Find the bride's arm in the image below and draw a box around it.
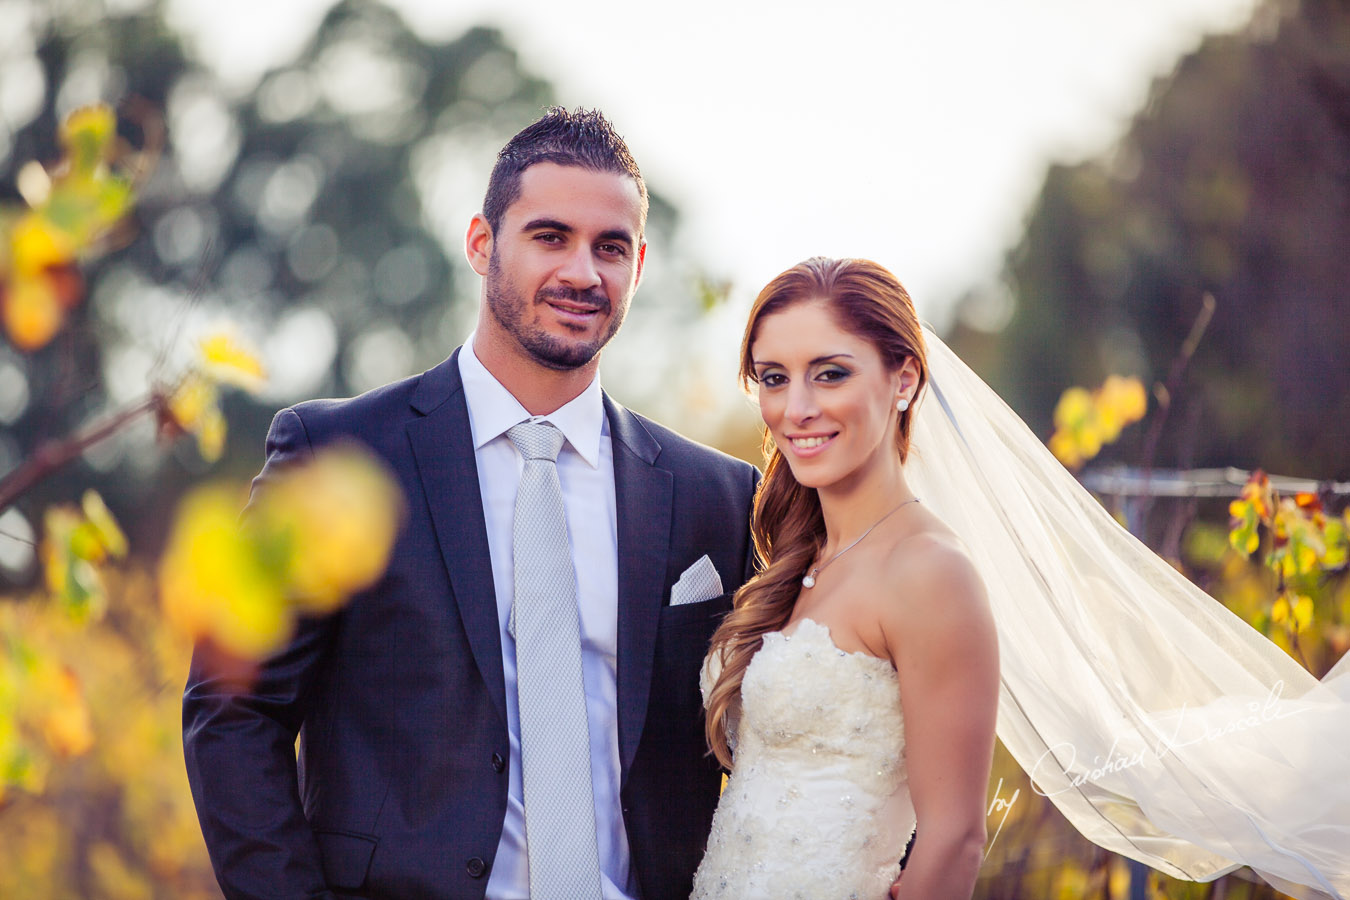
[879,538,999,900]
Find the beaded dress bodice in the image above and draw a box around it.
[692,618,915,900]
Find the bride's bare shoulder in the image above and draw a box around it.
[886,509,976,580]
[873,516,991,643]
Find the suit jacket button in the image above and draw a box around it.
[466,857,487,878]
[491,752,506,773]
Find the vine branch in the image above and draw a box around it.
[0,393,165,512]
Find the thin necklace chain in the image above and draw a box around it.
[802,497,921,589]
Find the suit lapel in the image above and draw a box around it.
[607,395,672,778]
[404,371,670,765]
[407,349,506,728]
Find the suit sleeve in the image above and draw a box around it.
[182,408,339,900]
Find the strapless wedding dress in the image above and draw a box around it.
[692,618,916,900]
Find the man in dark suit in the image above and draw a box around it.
[183,108,759,900]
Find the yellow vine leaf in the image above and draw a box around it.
[1324,516,1348,569]
[1100,374,1147,423]
[1292,594,1314,634]
[46,105,133,246]
[158,484,290,660]
[1048,376,1147,469]
[41,506,110,621]
[256,444,404,614]
[165,373,214,432]
[165,374,227,462]
[59,105,118,175]
[1094,375,1147,442]
[35,665,94,758]
[0,103,137,352]
[1048,430,1083,470]
[1228,471,1277,557]
[162,331,268,461]
[2,274,65,351]
[1239,471,1274,520]
[1273,499,1324,579]
[9,214,75,276]
[1053,386,1094,431]
[1227,498,1261,555]
[197,404,227,463]
[199,331,266,394]
[1271,593,1315,635]
[158,446,401,661]
[82,490,128,560]
[1280,543,1319,580]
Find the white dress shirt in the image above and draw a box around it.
[457,338,636,900]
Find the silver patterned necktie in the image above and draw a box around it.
[506,420,603,899]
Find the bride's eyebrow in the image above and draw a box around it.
[751,353,856,375]
[753,353,855,369]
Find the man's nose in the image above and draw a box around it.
[556,246,601,291]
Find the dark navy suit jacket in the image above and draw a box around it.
[183,348,760,899]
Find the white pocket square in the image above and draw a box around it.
[669,554,724,607]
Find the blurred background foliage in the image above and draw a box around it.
[2,0,1348,896]
[0,0,700,564]
[948,0,1350,483]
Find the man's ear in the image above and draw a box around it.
[465,213,493,276]
[633,239,647,288]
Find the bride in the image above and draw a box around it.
[694,257,998,899]
[694,257,1350,900]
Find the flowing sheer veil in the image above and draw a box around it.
[904,326,1350,899]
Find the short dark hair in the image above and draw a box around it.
[481,106,648,235]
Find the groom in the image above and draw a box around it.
[183,107,759,900]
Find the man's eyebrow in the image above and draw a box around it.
[521,217,572,233]
[596,229,636,247]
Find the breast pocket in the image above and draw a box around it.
[652,592,733,721]
[659,591,734,632]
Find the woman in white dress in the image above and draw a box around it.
[695,257,999,900]
[695,257,1350,900]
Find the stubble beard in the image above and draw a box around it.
[485,251,629,371]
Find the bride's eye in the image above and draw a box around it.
[759,372,788,388]
[817,367,850,383]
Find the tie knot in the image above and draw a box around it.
[507,420,566,462]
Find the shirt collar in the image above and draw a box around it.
[457,333,605,467]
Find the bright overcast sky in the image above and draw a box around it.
[166,0,1261,325]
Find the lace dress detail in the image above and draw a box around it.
[692,619,915,900]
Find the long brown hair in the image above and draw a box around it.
[704,257,930,767]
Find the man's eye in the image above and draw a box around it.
[598,243,626,257]
[536,233,563,244]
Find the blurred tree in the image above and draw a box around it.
[0,0,693,573]
[0,2,701,895]
[949,0,1350,481]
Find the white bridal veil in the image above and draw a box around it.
[903,327,1350,899]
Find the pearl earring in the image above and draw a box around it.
[896,397,910,413]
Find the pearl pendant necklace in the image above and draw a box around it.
[801,498,920,589]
